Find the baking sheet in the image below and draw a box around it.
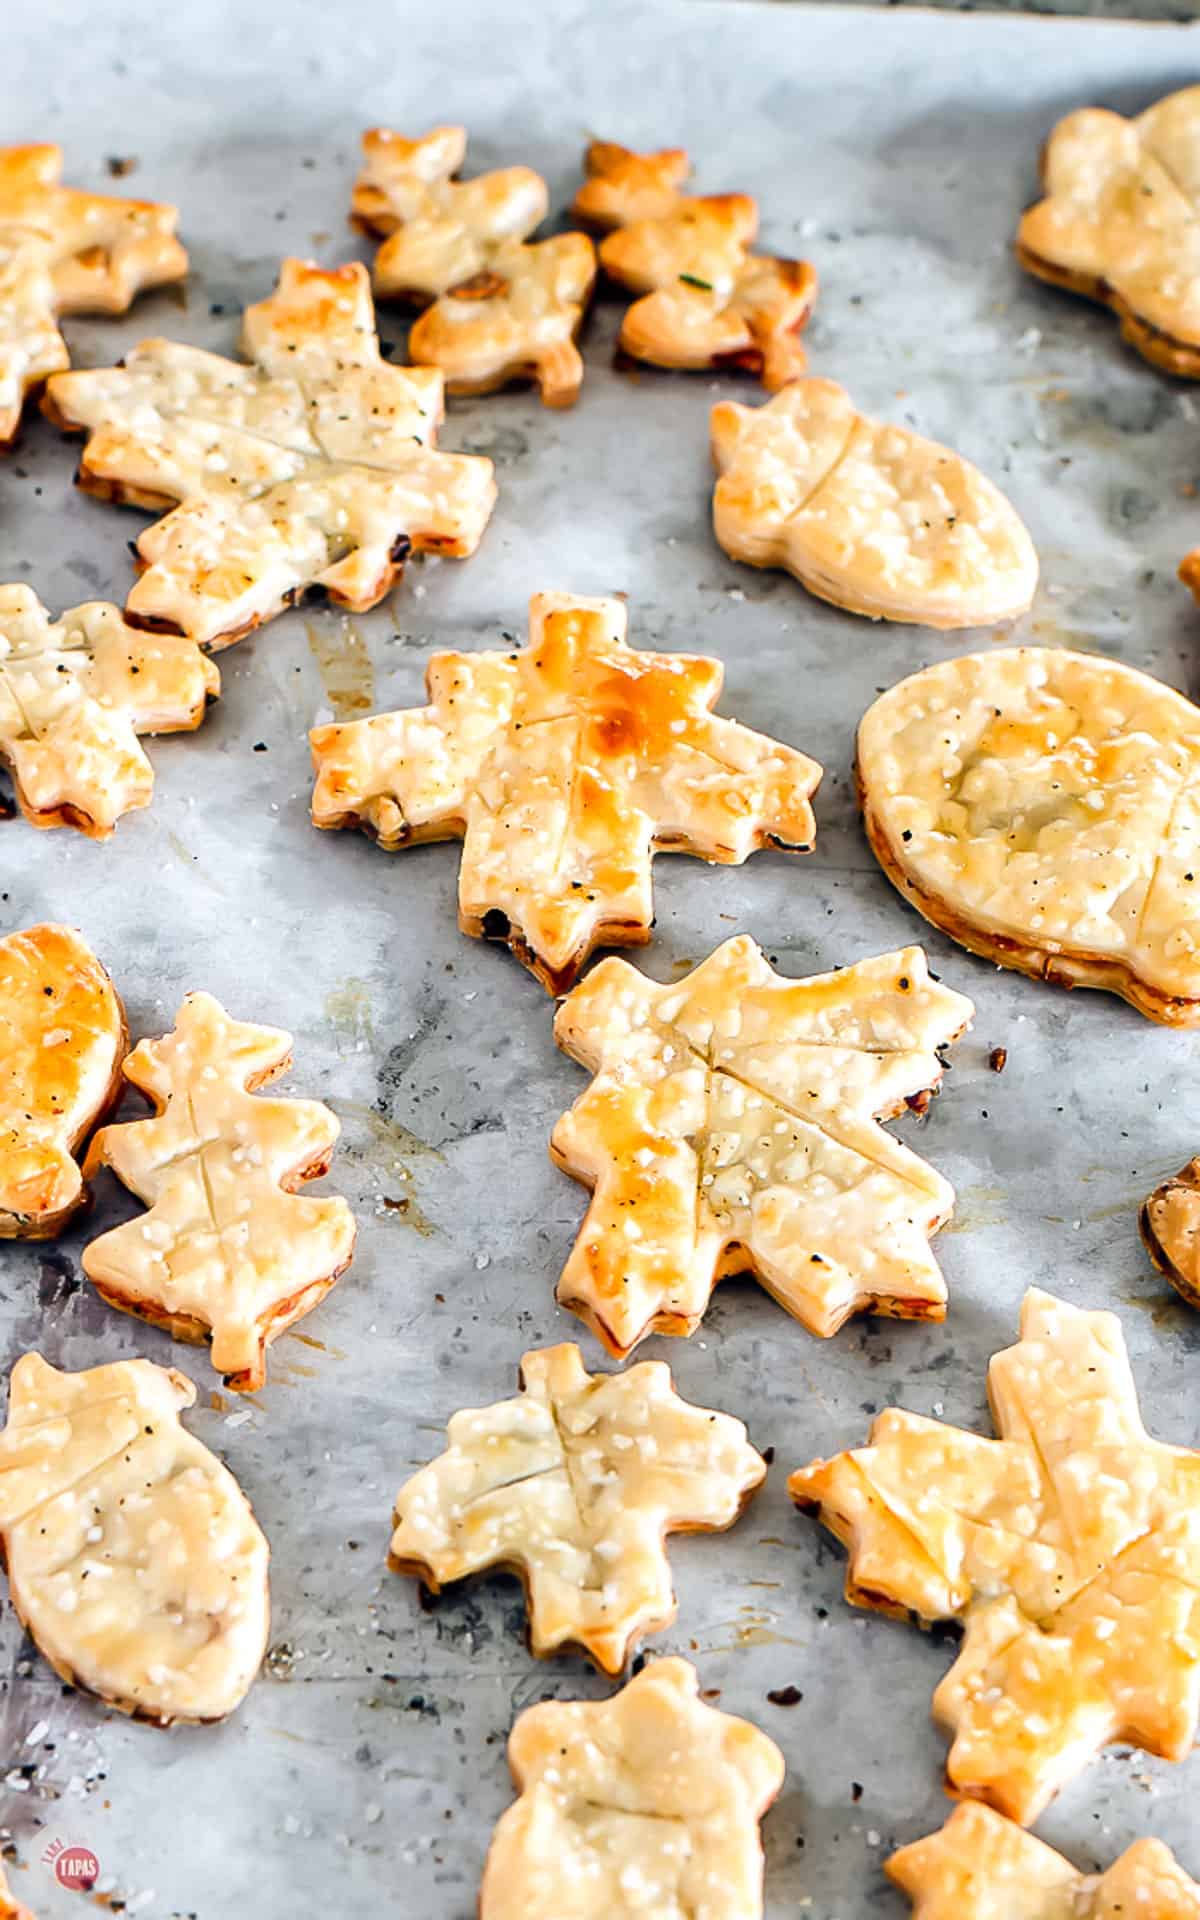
[3,1,1200,1912]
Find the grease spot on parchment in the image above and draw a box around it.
[307,617,376,720]
[944,1184,1008,1234]
[325,978,376,1052]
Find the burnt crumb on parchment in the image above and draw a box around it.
[766,1685,803,1706]
[988,1046,1008,1073]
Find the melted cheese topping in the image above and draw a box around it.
[479,1658,784,1920]
[0,144,186,444]
[858,647,1200,1012]
[712,378,1038,627]
[552,937,972,1356]
[573,141,815,387]
[1018,87,1200,368]
[0,1353,269,1723]
[888,1803,1200,1920]
[0,924,125,1238]
[0,583,218,835]
[391,1343,764,1674]
[43,258,496,647]
[81,992,356,1392]
[310,591,822,992]
[790,1289,1200,1824]
[354,128,596,406]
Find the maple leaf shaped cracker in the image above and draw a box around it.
[791,1289,1200,1824]
[479,1657,784,1920]
[858,647,1200,1025]
[712,379,1039,628]
[0,583,218,836]
[0,1352,269,1723]
[551,938,973,1359]
[81,993,356,1392]
[1017,86,1200,379]
[41,258,497,649]
[311,591,822,993]
[888,1803,1200,1920]
[390,1342,765,1674]
[352,126,596,407]
[0,924,126,1241]
[0,144,186,448]
[572,141,817,388]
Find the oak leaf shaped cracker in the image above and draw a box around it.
[0,144,187,448]
[390,1343,765,1674]
[353,126,596,407]
[712,378,1038,627]
[1141,1157,1200,1311]
[552,938,973,1358]
[311,591,822,993]
[1017,86,1200,379]
[81,992,357,1392]
[572,140,816,388]
[888,1803,1200,1920]
[0,1352,269,1723]
[479,1657,784,1919]
[790,1289,1200,1824]
[858,647,1200,1025]
[0,583,218,835]
[0,924,126,1241]
[42,258,497,648]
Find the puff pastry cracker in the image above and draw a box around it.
[572,141,816,387]
[0,1866,33,1920]
[888,1803,1200,1920]
[42,258,497,648]
[791,1289,1200,1824]
[1017,87,1200,378]
[712,379,1038,627]
[0,924,126,1240]
[82,992,356,1392]
[858,647,1200,1024]
[552,938,973,1358]
[311,591,822,994]
[0,144,186,447]
[0,583,218,835]
[353,127,596,407]
[390,1343,764,1674]
[1141,1157,1200,1310]
[479,1657,784,1919]
[0,1352,269,1723]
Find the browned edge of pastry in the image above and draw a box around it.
[1015,240,1200,379]
[1139,1158,1200,1311]
[855,755,1200,1028]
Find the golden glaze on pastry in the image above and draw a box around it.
[712,379,1038,627]
[858,647,1200,1024]
[889,1803,1200,1920]
[311,591,822,993]
[390,1343,764,1674]
[0,144,186,447]
[479,1658,784,1919]
[0,1862,35,1919]
[1018,87,1200,378]
[573,141,816,387]
[1141,1157,1200,1310]
[82,993,356,1392]
[42,259,497,648]
[0,924,126,1240]
[0,583,218,835]
[552,938,973,1357]
[0,1352,269,1723]
[791,1290,1200,1825]
[353,127,595,406]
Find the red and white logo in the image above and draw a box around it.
[42,1839,100,1891]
